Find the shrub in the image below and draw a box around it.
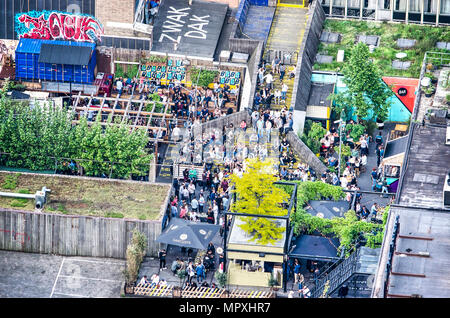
[190,67,219,88]
[214,271,228,288]
[123,229,148,285]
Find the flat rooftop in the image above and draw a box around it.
[385,206,450,298]
[228,216,287,248]
[307,83,334,108]
[398,124,450,210]
[151,0,228,59]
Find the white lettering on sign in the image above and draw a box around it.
[159,7,190,43]
[158,7,210,44]
[184,15,210,39]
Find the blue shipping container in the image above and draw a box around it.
[15,38,96,84]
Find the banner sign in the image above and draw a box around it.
[140,58,187,84]
[15,10,104,43]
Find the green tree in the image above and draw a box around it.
[229,158,290,245]
[289,181,382,255]
[328,42,393,122]
[300,121,326,154]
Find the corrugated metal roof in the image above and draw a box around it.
[16,38,96,55]
[39,43,92,66]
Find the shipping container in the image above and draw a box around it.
[15,38,96,84]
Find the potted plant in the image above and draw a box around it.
[214,271,228,289]
[446,94,450,106]
[424,86,434,98]
[268,274,279,291]
[424,72,437,84]
[176,269,187,287]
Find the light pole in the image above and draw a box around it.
[337,109,346,178]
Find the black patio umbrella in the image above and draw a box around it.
[156,218,220,250]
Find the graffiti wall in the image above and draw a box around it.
[15,10,104,43]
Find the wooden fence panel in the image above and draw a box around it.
[0,208,162,259]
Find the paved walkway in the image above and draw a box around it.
[0,250,125,298]
[241,5,276,42]
[260,6,308,110]
[264,6,308,62]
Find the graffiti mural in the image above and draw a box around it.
[15,10,104,43]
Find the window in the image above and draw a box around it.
[409,0,420,12]
[395,0,406,11]
[424,0,436,13]
[442,0,450,14]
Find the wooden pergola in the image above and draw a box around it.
[70,92,184,143]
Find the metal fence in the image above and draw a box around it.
[0,152,159,183]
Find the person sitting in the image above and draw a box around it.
[150,273,160,286]
[139,275,149,285]
[171,258,181,274]
[201,281,209,288]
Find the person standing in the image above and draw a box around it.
[279,64,286,81]
[263,72,274,90]
[196,262,206,283]
[256,117,264,143]
[294,259,301,283]
[212,202,219,225]
[187,261,195,284]
[198,193,205,213]
[159,249,167,270]
[281,82,288,103]
[191,196,199,213]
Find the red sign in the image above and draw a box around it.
[383,77,419,113]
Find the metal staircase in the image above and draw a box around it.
[310,248,360,298]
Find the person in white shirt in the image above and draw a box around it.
[150,273,160,286]
[188,182,196,201]
[172,126,181,142]
[265,120,272,143]
[139,275,149,285]
[281,82,288,102]
[263,72,274,90]
[274,89,282,104]
[116,79,123,94]
[361,154,367,166]
[212,202,219,224]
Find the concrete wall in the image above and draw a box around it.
[0,208,163,259]
[200,110,251,133]
[286,130,328,176]
[291,0,326,135]
[243,41,264,109]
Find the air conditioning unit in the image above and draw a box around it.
[444,172,450,207]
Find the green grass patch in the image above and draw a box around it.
[1,173,21,190]
[105,212,124,218]
[315,19,450,78]
[0,172,169,220]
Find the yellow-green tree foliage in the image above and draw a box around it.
[229,158,289,245]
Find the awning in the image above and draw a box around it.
[156,218,220,250]
[289,235,341,262]
[39,43,92,66]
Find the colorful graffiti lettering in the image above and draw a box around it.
[15,10,104,43]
